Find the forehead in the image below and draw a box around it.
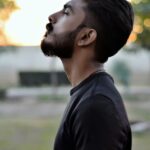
[66,0,87,10]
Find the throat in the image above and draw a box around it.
[61,58,104,87]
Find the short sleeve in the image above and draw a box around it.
[70,94,127,150]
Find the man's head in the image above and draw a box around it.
[41,0,134,63]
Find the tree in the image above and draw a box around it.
[132,0,150,50]
[0,0,18,45]
[128,0,150,83]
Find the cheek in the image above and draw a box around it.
[54,17,82,34]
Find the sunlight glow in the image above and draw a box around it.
[128,32,137,43]
[4,0,68,46]
[144,19,150,28]
[4,0,134,46]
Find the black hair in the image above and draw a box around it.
[84,0,134,63]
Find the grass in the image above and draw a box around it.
[0,93,150,150]
[132,132,150,150]
[124,94,150,121]
[0,117,150,150]
[124,93,150,150]
[0,117,60,150]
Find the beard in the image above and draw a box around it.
[41,24,85,59]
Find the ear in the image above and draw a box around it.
[77,28,97,47]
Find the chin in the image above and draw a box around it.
[40,31,75,59]
[40,37,55,56]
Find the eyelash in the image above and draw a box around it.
[63,8,69,15]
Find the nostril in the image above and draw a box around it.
[48,16,52,22]
[48,16,56,24]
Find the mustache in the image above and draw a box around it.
[46,23,53,32]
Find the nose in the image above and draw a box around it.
[48,10,62,24]
[48,13,56,24]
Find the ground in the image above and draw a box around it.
[0,92,150,150]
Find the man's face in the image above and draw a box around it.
[41,0,86,58]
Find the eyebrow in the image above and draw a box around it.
[64,2,74,13]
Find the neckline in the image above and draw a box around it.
[70,70,106,95]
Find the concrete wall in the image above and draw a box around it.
[0,46,149,87]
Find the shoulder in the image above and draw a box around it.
[69,94,125,141]
[71,94,119,126]
[79,94,116,114]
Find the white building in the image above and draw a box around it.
[0,46,149,87]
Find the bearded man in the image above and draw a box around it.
[41,0,134,149]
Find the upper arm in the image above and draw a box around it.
[70,94,125,150]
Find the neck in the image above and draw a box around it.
[61,57,104,87]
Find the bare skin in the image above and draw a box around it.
[61,49,104,87]
[42,0,104,87]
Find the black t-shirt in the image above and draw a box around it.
[54,72,132,150]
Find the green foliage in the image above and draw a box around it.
[0,0,17,10]
[133,0,150,49]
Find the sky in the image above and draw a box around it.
[4,0,68,46]
[4,0,132,46]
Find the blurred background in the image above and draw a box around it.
[0,0,150,149]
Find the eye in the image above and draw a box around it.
[63,8,70,15]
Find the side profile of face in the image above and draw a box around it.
[41,0,87,58]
